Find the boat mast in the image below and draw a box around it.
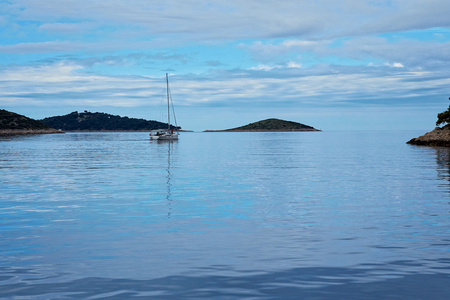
[166,73,170,130]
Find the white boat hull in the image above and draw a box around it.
[150,134,178,140]
[150,130,179,140]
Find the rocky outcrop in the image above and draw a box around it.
[407,126,450,147]
[0,109,63,135]
[0,128,62,135]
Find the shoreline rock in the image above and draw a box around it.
[0,129,64,136]
[407,126,450,147]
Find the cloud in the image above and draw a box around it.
[242,40,328,63]
[251,65,277,71]
[250,61,302,71]
[0,41,91,54]
[2,59,448,111]
[347,0,450,36]
[385,62,404,68]
[337,36,450,71]
[0,62,160,107]
[38,22,97,35]
[5,0,450,45]
[0,40,144,54]
[68,52,188,68]
[244,36,450,72]
[287,62,302,69]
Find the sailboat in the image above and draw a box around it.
[150,73,179,140]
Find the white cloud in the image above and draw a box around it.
[337,37,450,69]
[387,62,404,68]
[0,62,163,107]
[6,0,450,44]
[287,62,302,69]
[251,65,277,71]
[2,60,449,110]
[244,35,450,72]
[250,61,301,71]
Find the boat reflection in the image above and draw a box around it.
[163,140,176,218]
[150,137,177,217]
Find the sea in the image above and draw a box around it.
[0,131,449,299]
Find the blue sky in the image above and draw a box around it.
[1,0,450,131]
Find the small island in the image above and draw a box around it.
[0,109,62,135]
[407,97,450,147]
[205,118,320,132]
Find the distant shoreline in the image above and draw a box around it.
[0,129,64,135]
[62,129,193,133]
[204,129,321,132]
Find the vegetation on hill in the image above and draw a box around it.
[215,118,319,132]
[0,109,55,131]
[41,111,181,131]
[436,97,450,127]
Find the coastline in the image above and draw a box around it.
[0,129,64,135]
[61,129,192,133]
[407,126,450,147]
[204,129,321,132]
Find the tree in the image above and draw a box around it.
[436,97,450,127]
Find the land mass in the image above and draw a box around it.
[205,118,320,132]
[41,111,181,132]
[0,109,62,135]
[407,125,450,147]
[409,97,450,146]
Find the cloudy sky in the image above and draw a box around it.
[1,0,450,131]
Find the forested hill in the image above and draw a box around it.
[41,111,181,131]
[207,118,320,132]
[0,109,61,134]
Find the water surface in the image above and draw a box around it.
[0,131,449,299]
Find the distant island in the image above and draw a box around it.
[41,111,181,132]
[205,118,320,132]
[0,109,61,135]
[408,97,450,146]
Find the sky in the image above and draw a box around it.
[1,0,450,131]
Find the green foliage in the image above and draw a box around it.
[0,109,52,130]
[436,97,450,127]
[228,118,317,131]
[40,111,181,131]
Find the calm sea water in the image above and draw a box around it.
[0,131,449,299]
